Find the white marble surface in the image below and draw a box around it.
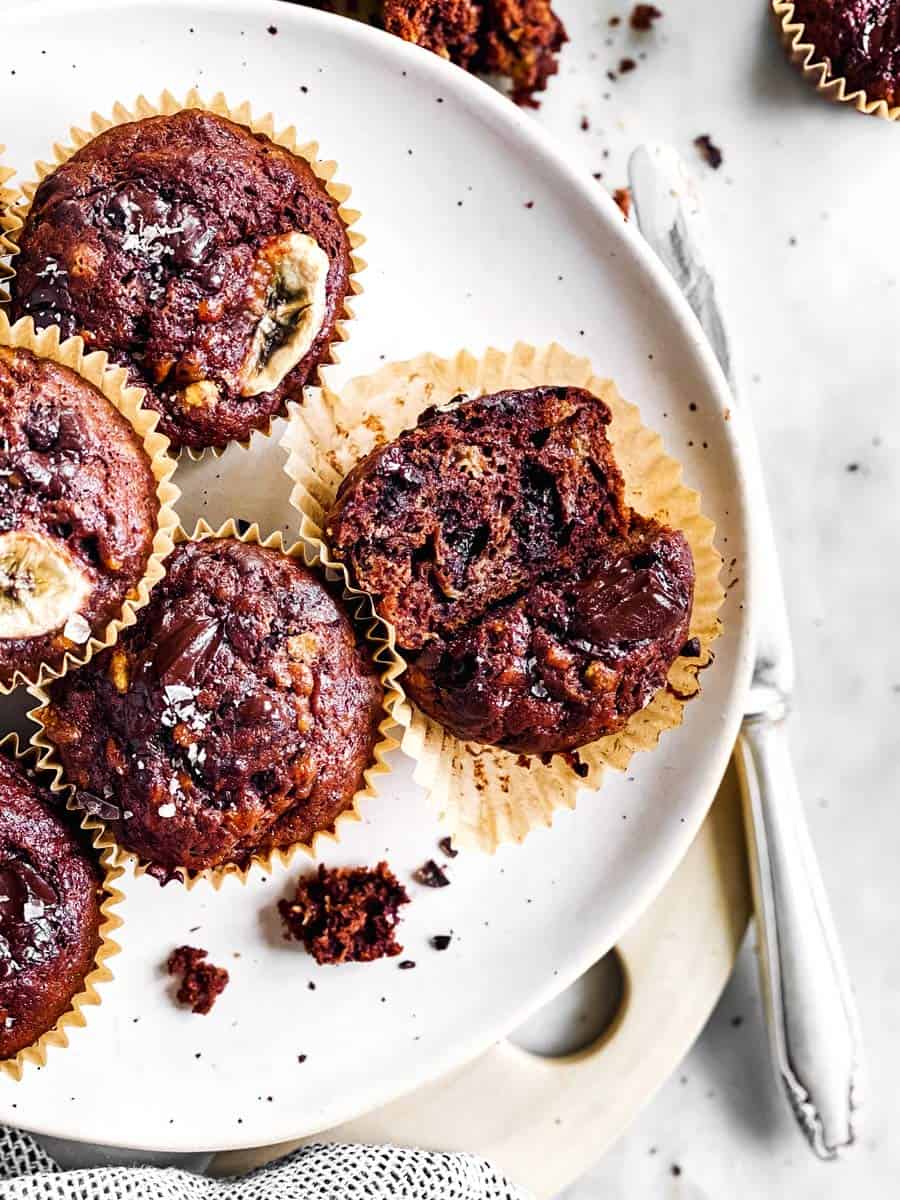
[520,1,899,1196]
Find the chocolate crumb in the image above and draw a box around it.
[431,934,452,951]
[580,114,590,131]
[167,946,229,1015]
[414,859,451,888]
[609,15,621,25]
[618,57,637,73]
[297,1054,307,1063]
[671,1164,682,1177]
[846,462,860,473]
[613,186,632,219]
[278,862,409,965]
[438,835,458,859]
[680,637,702,658]
[524,200,535,209]
[630,4,662,30]
[398,959,417,970]
[307,981,316,991]
[731,1015,744,1027]
[267,24,277,35]
[694,134,723,169]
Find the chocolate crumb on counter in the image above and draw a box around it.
[431,934,453,951]
[618,56,637,73]
[694,134,723,169]
[630,4,662,30]
[398,959,417,970]
[279,862,410,965]
[167,946,229,1015]
[613,186,632,219]
[413,858,451,888]
[438,835,458,858]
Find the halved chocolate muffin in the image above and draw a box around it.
[10,109,353,452]
[0,751,103,1060]
[0,345,159,689]
[326,386,694,754]
[39,537,384,877]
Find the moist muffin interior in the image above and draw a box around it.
[326,385,695,755]
[0,345,159,688]
[10,109,353,451]
[0,752,103,1059]
[41,537,384,876]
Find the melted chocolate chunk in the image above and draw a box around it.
[413,859,450,888]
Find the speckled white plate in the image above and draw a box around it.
[0,0,753,1152]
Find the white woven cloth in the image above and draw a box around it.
[0,1127,531,1199]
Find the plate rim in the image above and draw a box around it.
[1,0,756,1152]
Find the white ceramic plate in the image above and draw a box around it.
[0,0,753,1152]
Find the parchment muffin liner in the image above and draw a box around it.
[0,148,22,306]
[773,1,900,121]
[6,88,366,460]
[28,517,403,891]
[283,343,725,853]
[0,312,180,695]
[0,732,124,1080]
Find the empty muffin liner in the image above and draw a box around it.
[283,343,725,853]
[0,148,21,306]
[0,312,181,695]
[28,517,403,890]
[0,732,124,1080]
[773,1,900,121]
[5,88,366,460]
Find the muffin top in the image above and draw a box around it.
[41,537,384,876]
[790,0,900,103]
[0,751,102,1059]
[0,345,159,689]
[10,109,353,452]
[326,385,695,754]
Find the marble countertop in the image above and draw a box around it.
[525,1,898,1196]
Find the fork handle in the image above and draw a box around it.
[735,712,862,1158]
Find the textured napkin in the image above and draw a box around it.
[0,1126,532,1200]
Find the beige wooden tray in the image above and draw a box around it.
[213,763,750,1197]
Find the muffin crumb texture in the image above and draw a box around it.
[383,0,568,106]
[279,862,410,964]
[167,945,229,1015]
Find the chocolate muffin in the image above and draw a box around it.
[40,537,384,877]
[0,751,103,1060]
[10,109,353,452]
[788,0,900,104]
[0,345,159,689]
[326,386,695,754]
